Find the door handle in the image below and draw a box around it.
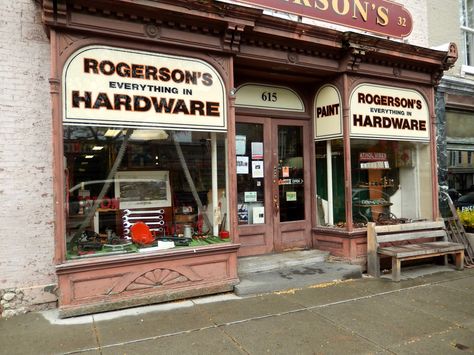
[273,195,279,215]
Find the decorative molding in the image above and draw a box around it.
[207,54,230,78]
[287,52,298,64]
[144,23,161,39]
[49,78,60,95]
[125,268,190,291]
[58,33,86,57]
[431,70,444,87]
[393,66,402,78]
[42,0,68,25]
[223,23,245,52]
[443,42,458,70]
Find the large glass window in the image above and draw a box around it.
[462,0,474,66]
[351,139,432,225]
[64,126,228,259]
[315,139,346,227]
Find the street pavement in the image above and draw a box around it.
[1,267,474,354]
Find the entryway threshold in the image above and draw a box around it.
[235,250,362,296]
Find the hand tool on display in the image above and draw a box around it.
[123,209,165,216]
[122,214,164,220]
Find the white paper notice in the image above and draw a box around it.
[236,135,246,155]
[252,160,264,178]
[251,142,263,159]
[244,191,257,202]
[237,156,249,174]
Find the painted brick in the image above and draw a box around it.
[0,1,56,310]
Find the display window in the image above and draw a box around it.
[64,125,229,259]
[315,139,346,227]
[350,139,433,226]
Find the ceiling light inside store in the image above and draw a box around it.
[104,129,122,137]
[92,146,104,151]
[85,155,94,159]
[130,130,169,141]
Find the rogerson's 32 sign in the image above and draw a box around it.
[230,0,413,38]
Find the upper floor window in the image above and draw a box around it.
[462,0,474,66]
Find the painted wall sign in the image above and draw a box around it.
[349,84,429,142]
[230,0,412,38]
[62,46,226,131]
[235,83,305,112]
[314,84,343,140]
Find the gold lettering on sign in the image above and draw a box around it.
[314,0,329,10]
[377,6,389,26]
[352,0,369,21]
[332,0,350,15]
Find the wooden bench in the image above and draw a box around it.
[367,220,464,281]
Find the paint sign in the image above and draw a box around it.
[235,84,305,112]
[314,84,343,140]
[63,45,226,131]
[230,0,412,38]
[349,84,429,142]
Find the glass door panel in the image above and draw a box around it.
[236,123,265,225]
[277,126,305,222]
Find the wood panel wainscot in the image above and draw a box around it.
[312,227,368,263]
[56,243,240,318]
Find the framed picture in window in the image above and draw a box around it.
[114,171,171,209]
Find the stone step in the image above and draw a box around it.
[238,250,330,276]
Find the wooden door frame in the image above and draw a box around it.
[271,118,313,252]
[236,116,274,256]
[236,115,314,256]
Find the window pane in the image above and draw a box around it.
[468,0,474,27]
[236,123,265,225]
[447,149,474,196]
[351,139,432,225]
[315,140,346,227]
[278,126,304,222]
[64,126,228,259]
[466,32,474,66]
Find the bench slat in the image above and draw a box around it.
[374,221,444,234]
[377,230,447,243]
[379,242,464,258]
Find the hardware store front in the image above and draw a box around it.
[42,0,455,316]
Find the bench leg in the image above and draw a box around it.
[455,252,464,271]
[442,255,448,266]
[392,258,401,282]
[368,254,381,278]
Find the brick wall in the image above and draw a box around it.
[0,1,57,317]
[398,0,429,47]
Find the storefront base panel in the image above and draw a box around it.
[312,228,368,266]
[56,244,240,318]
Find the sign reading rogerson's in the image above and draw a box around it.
[314,85,342,140]
[62,46,226,131]
[349,84,429,142]
[230,0,412,38]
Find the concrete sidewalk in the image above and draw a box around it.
[1,267,474,354]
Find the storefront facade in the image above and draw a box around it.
[35,0,456,317]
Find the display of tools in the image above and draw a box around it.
[123,209,165,216]
[122,214,164,220]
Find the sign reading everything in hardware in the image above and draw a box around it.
[63,46,226,131]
